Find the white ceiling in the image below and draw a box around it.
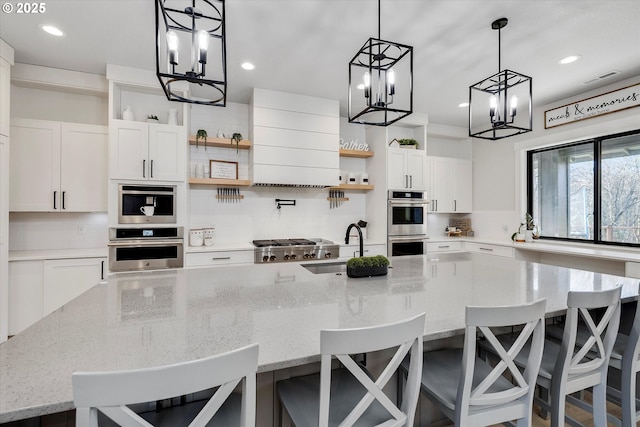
[1,0,639,127]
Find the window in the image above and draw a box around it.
[528,129,640,246]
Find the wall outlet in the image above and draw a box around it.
[78,225,86,235]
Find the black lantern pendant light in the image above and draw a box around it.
[469,18,532,140]
[155,0,227,107]
[348,0,413,126]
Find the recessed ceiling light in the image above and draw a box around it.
[558,54,581,65]
[41,25,64,37]
[240,62,255,70]
[458,102,469,108]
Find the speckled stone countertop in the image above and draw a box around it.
[1,253,639,422]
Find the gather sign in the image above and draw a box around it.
[544,83,640,129]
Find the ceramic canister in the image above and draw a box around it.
[189,229,204,246]
[203,228,215,246]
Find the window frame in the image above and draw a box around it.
[527,128,640,248]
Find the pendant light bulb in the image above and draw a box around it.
[166,30,179,65]
[363,72,371,99]
[509,95,518,117]
[387,69,396,96]
[489,96,497,117]
[197,30,209,64]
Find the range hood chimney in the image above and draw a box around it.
[250,88,340,188]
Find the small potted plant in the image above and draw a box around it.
[146,114,159,123]
[398,138,418,149]
[231,132,242,153]
[196,129,208,149]
[511,213,537,242]
[346,255,390,278]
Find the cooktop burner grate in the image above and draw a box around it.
[253,238,318,247]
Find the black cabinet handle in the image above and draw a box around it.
[62,191,66,210]
[151,160,154,178]
[100,260,105,280]
[410,175,413,188]
[479,247,494,252]
[53,191,57,209]
[143,159,146,178]
[454,199,457,211]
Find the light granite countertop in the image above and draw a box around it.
[1,253,639,422]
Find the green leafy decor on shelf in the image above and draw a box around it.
[231,132,242,153]
[196,129,207,150]
[398,138,418,148]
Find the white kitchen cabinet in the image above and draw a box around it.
[426,241,464,253]
[387,147,427,190]
[185,250,254,267]
[109,120,185,182]
[428,156,472,213]
[42,257,106,316]
[9,119,108,212]
[340,243,387,259]
[8,260,43,335]
[464,242,514,258]
[0,52,10,138]
[9,256,106,335]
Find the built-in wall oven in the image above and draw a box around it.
[388,190,429,257]
[118,184,176,224]
[108,227,183,272]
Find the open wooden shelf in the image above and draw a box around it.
[189,178,251,186]
[330,184,374,191]
[188,136,251,150]
[339,148,374,158]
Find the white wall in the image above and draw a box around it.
[10,84,107,125]
[471,74,640,240]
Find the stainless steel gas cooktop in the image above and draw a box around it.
[253,238,339,263]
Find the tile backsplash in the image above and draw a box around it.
[9,212,108,251]
[189,186,368,246]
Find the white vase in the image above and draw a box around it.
[167,108,178,125]
[525,230,533,242]
[122,105,134,121]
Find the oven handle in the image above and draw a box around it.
[388,200,429,206]
[388,235,429,242]
[108,240,183,247]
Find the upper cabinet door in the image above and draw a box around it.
[109,120,149,180]
[60,123,108,212]
[387,148,407,190]
[10,119,61,211]
[406,150,427,190]
[0,58,10,138]
[147,124,185,182]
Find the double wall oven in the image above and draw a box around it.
[387,190,429,257]
[110,184,183,272]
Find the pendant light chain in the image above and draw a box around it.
[497,25,501,73]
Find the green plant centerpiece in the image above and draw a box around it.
[398,138,418,149]
[346,255,390,278]
[196,129,208,150]
[231,132,242,153]
[511,213,538,242]
[147,114,159,122]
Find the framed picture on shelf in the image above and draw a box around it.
[210,160,238,180]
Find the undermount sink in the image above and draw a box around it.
[302,262,347,275]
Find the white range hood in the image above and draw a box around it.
[250,88,340,188]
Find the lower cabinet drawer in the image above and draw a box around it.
[426,241,464,253]
[465,242,514,258]
[185,250,254,267]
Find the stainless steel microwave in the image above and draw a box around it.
[118,184,176,224]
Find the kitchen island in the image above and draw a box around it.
[1,253,639,424]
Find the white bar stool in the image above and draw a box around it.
[72,343,259,427]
